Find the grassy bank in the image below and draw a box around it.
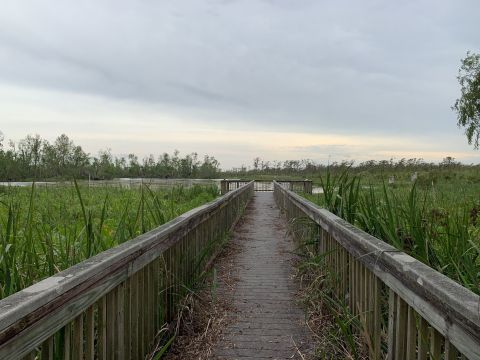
[0,183,219,299]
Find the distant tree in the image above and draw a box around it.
[453,52,480,148]
[252,157,260,171]
[97,149,115,179]
[440,156,460,167]
[127,153,141,177]
[17,134,44,178]
[198,155,220,178]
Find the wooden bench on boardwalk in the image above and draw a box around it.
[0,180,479,359]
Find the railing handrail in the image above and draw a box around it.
[0,181,254,354]
[273,181,480,359]
[221,179,313,195]
[221,179,311,182]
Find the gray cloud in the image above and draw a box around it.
[0,0,479,137]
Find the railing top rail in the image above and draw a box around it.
[0,181,254,343]
[222,179,311,182]
[273,181,480,358]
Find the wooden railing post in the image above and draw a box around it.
[303,180,313,194]
[220,180,228,194]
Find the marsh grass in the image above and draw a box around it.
[288,216,367,359]
[289,168,480,358]
[306,168,480,294]
[0,182,219,299]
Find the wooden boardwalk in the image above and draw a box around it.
[213,192,312,359]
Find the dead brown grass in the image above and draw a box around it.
[292,254,368,360]
[159,232,242,360]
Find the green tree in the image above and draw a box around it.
[198,155,220,178]
[17,134,44,178]
[453,52,480,148]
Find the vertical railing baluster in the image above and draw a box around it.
[387,289,397,360]
[138,267,145,357]
[23,351,36,360]
[394,296,408,360]
[372,275,382,359]
[41,336,54,360]
[106,289,116,360]
[72,314,84,360]
[406,306,417,360]
[97,296,107,360]
[430,328,443,360]
[417,317,429,360]
[85,306,95,360]
[63,323,71,360]
[124,277,132,359]
[445,339,458,360]
[144,264,150,352]
[116,282,125,360]
[131,272,139,359]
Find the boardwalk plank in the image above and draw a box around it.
[213,193,312,359]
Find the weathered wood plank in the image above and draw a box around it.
[372,276,381,360]
[72,314,83,360]
[445,339,458,360]
[406,306,416,360]
[138,268,145,358]
[131,272,139,360]
[63,323,71,360]
[97,297,107,360]
[430,328,442,360]
[387,289,396,360]
[85,306,94,360]
[41,336,53,360]
[417,316,428,360]
[394,296,407,360]
[22,351,36,360]
[124,277,131,359]
[116,282,125,360]
[106,290,116,360]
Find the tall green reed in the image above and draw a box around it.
[313,168,480,293]
[0,183,219,299]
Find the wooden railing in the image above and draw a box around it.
[273,181,480,360]
[0,181,254,360]
[221,179,313,194]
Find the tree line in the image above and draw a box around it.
[0,132,476,182]
[0,133,221,181]
[224,156,470,178]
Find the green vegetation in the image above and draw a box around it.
[224,156,480,184]
[304,168,480,294]
[0,132,221,180]
[293,236,365,359]
[0,182,219,299]
[453,51,480,148]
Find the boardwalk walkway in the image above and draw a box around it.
[213,192,312,359]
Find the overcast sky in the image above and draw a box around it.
[1,0,479,169]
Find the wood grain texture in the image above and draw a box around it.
[213,193,313,359]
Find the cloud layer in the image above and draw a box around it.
[1,0,479,167]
